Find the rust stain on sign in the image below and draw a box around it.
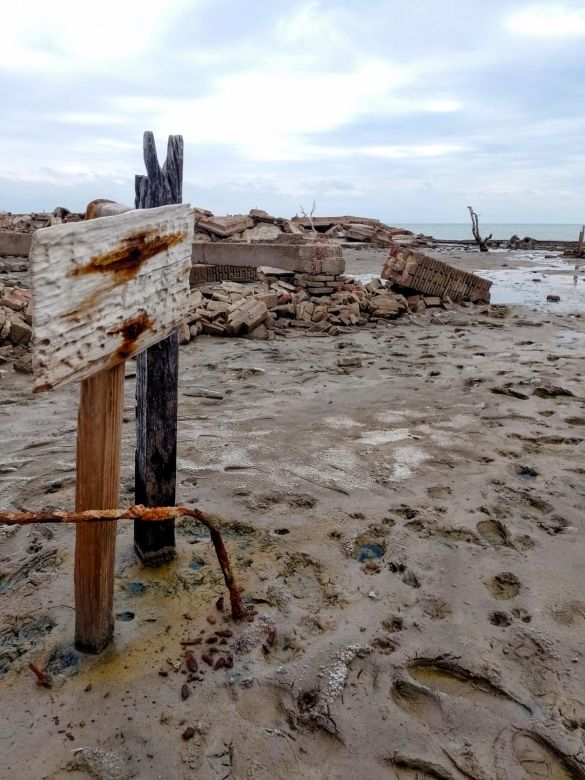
[29,203,193,391]
[108,312,155,360]
[63,228,188,321]
[69,228,188,283]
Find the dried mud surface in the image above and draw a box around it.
[1,249,585,779]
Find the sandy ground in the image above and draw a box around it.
[1,248,585,779]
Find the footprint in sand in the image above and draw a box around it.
[390,678,445,731]
[486,572,521,600]
[511,730,585,780]
[538,515,570,535]
[0,548,61,594]
[0,614,56,676]
[476,519,510,547]
[407,658,531,717]
[490,611,513,627]
[511,607,532,623]
[417,596,452,621]
[388,561,421,589]
[565,416,585,427]
[386,755,456,779]
[427,485,452,500]
[236,682,296,730]
[548,601,585,626]
[504,627,562,698]
[281,552,338,610]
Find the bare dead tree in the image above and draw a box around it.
[299,200,318,234]
[467,206,492,252]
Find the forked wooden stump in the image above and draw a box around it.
[134,131,184,566]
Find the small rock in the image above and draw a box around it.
[245,323,269,340]
[533,385,574,398]
[68,747,132,780]
[337,357,362,368]
[13,353,33,374]
[8,318,32,346]
[546,294,561,302]
[179,322,191,345]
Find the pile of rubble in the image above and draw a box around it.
[1,206,416,250]
[0,283,33,372]
[180,274,479,344]
[180,245,492,343]
[193,209,414,247]
[0,208,83,233]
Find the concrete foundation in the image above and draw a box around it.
[191,241,345,276]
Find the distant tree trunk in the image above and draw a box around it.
[467,206,492,252]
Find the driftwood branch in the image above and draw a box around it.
[467,205,491,253]
[299,201,318,234]
[0,505,245,620]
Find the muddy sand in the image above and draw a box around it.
[1,247,585,779]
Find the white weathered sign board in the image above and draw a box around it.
[30,203,194,392]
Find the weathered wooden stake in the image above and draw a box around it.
[74,363,125,652]
[29,200,193,653]
[134,132,184,565]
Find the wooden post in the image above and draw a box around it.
[29,203,193,652]
[74,364,125,652]
[134,132,184,565]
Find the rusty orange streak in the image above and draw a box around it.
[108,312,155,360]
[69,228,187,283]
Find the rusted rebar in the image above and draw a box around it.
[0,505,245,620]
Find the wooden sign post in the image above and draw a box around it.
[30,202,194,652]
[134,132,183,566]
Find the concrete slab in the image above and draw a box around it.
[191,241,345,275]
[0,232,32,257]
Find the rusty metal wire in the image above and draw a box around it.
[0,504,245,620]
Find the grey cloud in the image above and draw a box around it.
[1,0,584,221]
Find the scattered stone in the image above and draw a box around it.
[178,322,191,345]
[533,385,575,398]
[491,386,529,400]
[68,748,133,780]
[337,357,362,368]
[547,294,561,303]
[13,353,33,374]
[245,323,269,340]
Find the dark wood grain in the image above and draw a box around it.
[134,131,183,564]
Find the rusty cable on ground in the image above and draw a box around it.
[0,505,245,620]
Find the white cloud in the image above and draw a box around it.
[359,144,465,159]
[0,0,197,73]
[420,99,462,113]
[504,3,585,39]
[116,59,417,158]
[276,1,353,48]
[113,59,464,163]
[1,1,583,220]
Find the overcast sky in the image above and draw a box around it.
[1,0,583,222]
